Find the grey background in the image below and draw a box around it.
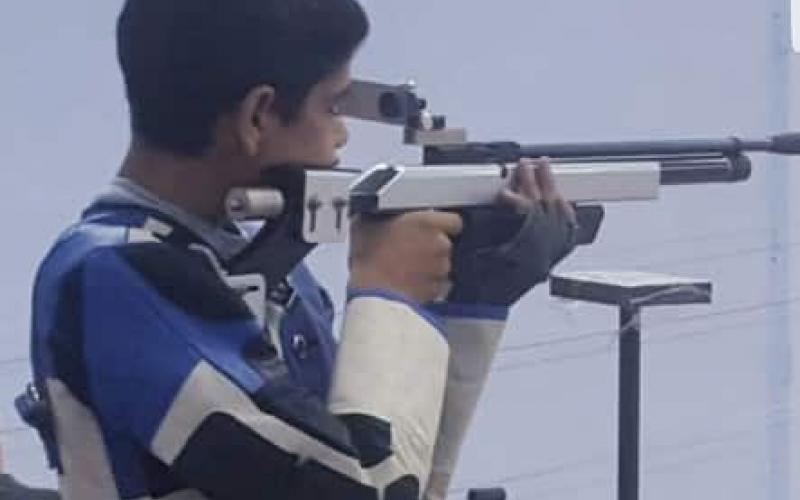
[2,1,800,499]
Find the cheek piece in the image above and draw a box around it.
[227,166,318,285]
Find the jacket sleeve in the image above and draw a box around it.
[422,304,508,500]
[77,246,450,500]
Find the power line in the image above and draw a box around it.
[448,402,798,497]
[0,356,28,367]
[497,292,800,358]
[0,425,29,436]
[492,303,798,373]
[597,224,773,255]
[636,239,800,270]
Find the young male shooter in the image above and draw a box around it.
[25,0,576,498]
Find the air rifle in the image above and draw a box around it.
[226,80,800,245]
[224,80,800,280]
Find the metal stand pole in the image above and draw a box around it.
[618,305,641,500]
[550,271,712,500]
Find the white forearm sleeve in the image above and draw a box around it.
[329,295,451,489]
[424,316,505,500]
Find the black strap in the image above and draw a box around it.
[14,384,59,472]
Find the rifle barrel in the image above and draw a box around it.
[424,133,800,165]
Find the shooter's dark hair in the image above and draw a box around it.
[117,0,369,156]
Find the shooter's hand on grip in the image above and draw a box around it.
[349,210,464,304]
[448,158,578,307]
